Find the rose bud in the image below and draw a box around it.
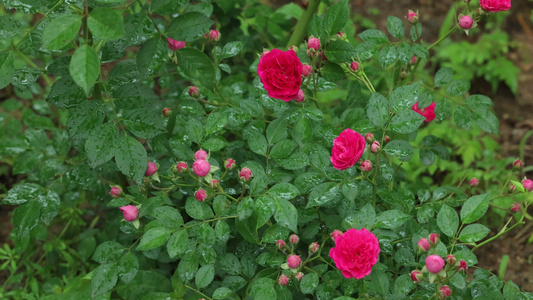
[309,242,319,253]
[385,135,391,143]
[429,233,440,245]
[510,203,520,213]
[331,230,343,240]
[225,158,236,170]
[287,255,301,269]
[188,86,199,98]
[120,205,139,221]
[195,189,207,202]
[288,45,298,53]
[513,159,523,169]
[440,285,452,298]
[194,149,208,161]
[523,179,533,192]
[410,55,417,65]
[167,37,185,51]
[211,179,219,188]
[371,141,381,153]
[307,37,320,50]
[289,234,299,244]
[292,89,305,102]
[110,186,123,198]
[302,64,313,77]
[276,239,286,249]
[470,177,479,186]
[240,167,253,181]
[365,132,374,143]
[361,160,372,172]
[260,49,270,58]
[295,272,304,281]
[425,255,445,273]
[458,260,467,271]
[410,270,423,282]
[350,61,359,72]
[417,238,430,252]
[279,274,289,286]
[162,107,172,117]
[459,15,473,29]
[510,184,516,191]
[145,162,157,177]
[407,10,418,24]
[206,30,220,41]
[193,159,211,177]
[446,254,456,265]
[337,31,347,39]
[176,162,188,173]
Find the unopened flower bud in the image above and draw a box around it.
[176,162,188,173]
[206,30,220,41]
[331,230,343,240]
[188,86,199,98]
[513,159,523,169]
[361,160,372,172]
[511,203,520,213]
[287,255,301,269]
[510,184,516,191]
[260,49,270,58]
[350,61,359,72]
[429,233,440,245]
[240,167,253,181]
[440,285,452,298]
[307,37,320,50]
[193,159,211,177]
[446,255,456,265]
[523,179,533,192]
[292,89,305,102]
[309,242,319,253]
[162,107,172,117]
[470,177,479,186]
[279,274,289,285]
[145,162,157,176]
[410,55,417,65]
[276,239,286,249]
[194,149,208,161]
[458,260,467,271]
[195,189,207,202]
[289,45,298,53]
[385,135,391,143]
[302,64,313,77]
[225,158,236,170]
[289,234,299,244]
[167,37,185,51]
[337,31,347,39]
[425,255,445,273]
[365,132,374,143]
[371,141,381,153]
[417,238,430,252]
[110,186,123,198]
[407,10,419,24]
[211,179,219,188]
[120,205,139,221]
[410,270,423,282]
[459,15,473,30]
[295,272,304,281]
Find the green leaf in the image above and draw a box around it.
[384,140,414,161]
[69,45,100,96]
[248,133,267,156]
[197,223,216,245]
[137,227,171,251]
[42,15,82,50]
[266,118,287,144]
[117,251,139,284]
[437,204,459,237]
[203,137,227,151]
[370,270,389,296]
[88,8,125,40]
[396,42,413,64]
[473,109,499,134]
[92,241,125,264]
[358,29,389,44]
[153,206,184,229]
[375,210,410,229]
[166,12,214,42]
[378,44,397,68]
[195,264,215,289]
[412,44,428,58]
[123,108,166,139]
[276,149,308,170]
[460,193,490,224]
[185,198,214,220]
[86,123,118,167]
[434,67,453,87]
[177,48,215,89]
[269,183,300,200]
[235,213,259,243]
[447,79,470,96]
[307,182,341,208]
[213,287,233,300]
[46,77,85,109]
[387,16,405,39]
[205,111,229,135]
[3,183,41,205]
[389,81,420,111]
[262,224,290,243]
[13,150,43,175]
[454,106,473,130]
[273,198,298,233]
[0,51,14,89]
[114,135,147,183]
[92,263,119,298]
[458,224,490,243]
[307,14,324,38]
[270,139,297,159]
[301,273,319,294]
[167,230,188,258]
[13,201,41,239]
[367,92,389,127]
[345,203,376,230]
[321,62,345,82]
[255,195,276,229]
[221,41,245,59]
[324,40,358,63]
[136,37,166,74]
[292,116,312,147]
[419,149,435,166]
[503,281,520,300]
[389,110,425,134]
[323,0,348,36]
[185,117,204,144]
[219,253,241,275]
[464,94,493,111]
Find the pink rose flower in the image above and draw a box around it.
[459,15,473,29]
[479,0,511,12]
[189,86,199,98]
[425,255,445,273]
[167,37,185,51]
[329,228,380,279]
[350,62,359,72]
[206,30,220,41]
[371,141,381,153]
[193,159,211,177]
[195,189,207,202]
[194,149,208,161]
[470,177,479,186]
[119,205,139,221]
[407,10,418,24]
[513,159,523,169]
[523,179,533,192]
[145,162,157,176]
[330,129,366,171]
[295,272,304,281]
[412,102,436,122]
[257,49,303,101]
[162,107,172,117]
[287,255,301,269]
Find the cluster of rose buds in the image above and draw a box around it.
[417,233,440,252]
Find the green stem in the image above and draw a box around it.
[184,284,212,300]
[14,49,53,86]
[472,215,525,252]
[286,0,321,48]
[428,25,458,50]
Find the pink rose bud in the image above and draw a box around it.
[188,86,199,98]
[425,255,445,273]
[365,132,374,143]
[385,135,391,143]
[193,159,211,177]
[440,285,452,298]
[287,255,301,269]
[337,31,347,39]
[211,179,219,188]
[276,239,286,249]
[110,186,123,198]
[295,272,304,281]
[206,30,220,41]
[410,55,417,65]
[176,162,188,173]
[361,160,372,172]
[195,189,207,202]
[309,242,319,253]
[167,37,185,51]
[511,203,520,213]
[410,270,422,282]
[350,61,359,72]
[331,230,343,240]
[371,141,381,153]
[510,184,516,191]
[302,64,313,77]
[240,167,253,181]
[417,238,430,252]
[279,274,289,285]
[446,255,456,265]
[523,179,533,192]
[120,205,139,221]
[307,37,320,50]
[513,159,523,169]
[289,234,299,244]
[260,49,270,58]
[407,10,418,24]
[469,177,479,186]
[288,45,298,53]
[292,89,305,102]
[429,233,440,245]
[194,149,208,161]
[459,15,473,29]
[458,260,467,271]
[225,158,236,170]
[145,162,157,176]
[162,107,172,117]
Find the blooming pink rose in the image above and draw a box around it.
[459,15,473,29]
[479,0,511,12]
[167,37,185,51]
[120,205,139,221]
[194,149,208,161]
[425,255,445,273]
[330,129,366,171]
[195,189,207,202]
[193,159,211,177]
[257,49,303,101]
[523,179,533,192]
[329,228,380,279]
[145,162,157,176]
[412,102,436,122]
[287,255,301,269]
